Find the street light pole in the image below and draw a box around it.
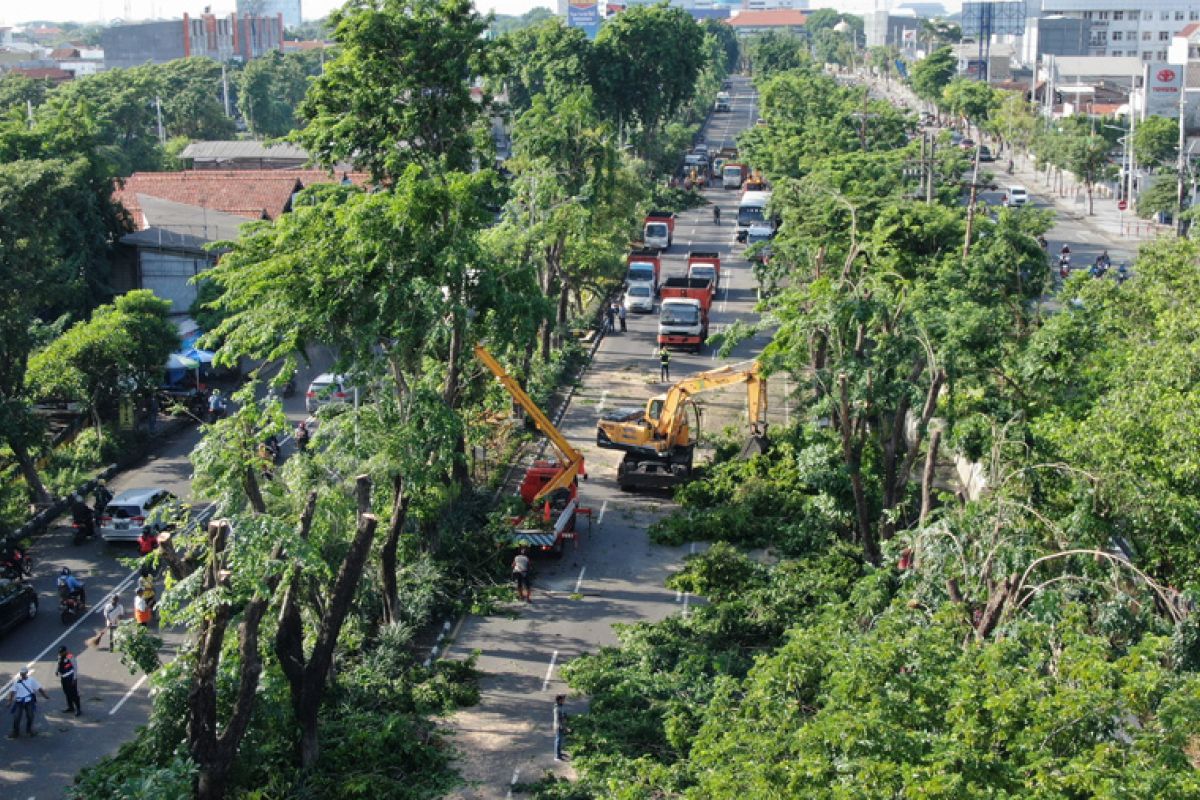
[1177,70,1187,237]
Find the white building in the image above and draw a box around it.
[1024,1,1200,64]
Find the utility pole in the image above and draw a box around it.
[221,64,231,117]
[1177,65,1188,237]
[155,95,165,145]
[962,144,984,264]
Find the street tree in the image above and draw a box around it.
[909,46,956,107]
[237,50,318,138]
[26,290,178,426]
[1133,114,1178,169]
[1064,130,1118,215]
[590,4,705,155]
[941,77,995,133]
[749,31,809,77]
[297,0,496,180]
[495,18,593,116]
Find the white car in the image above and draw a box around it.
[305,373,354,412]
[1004,185,1029,207]
[98,487,180,543]
[624,285,655,313]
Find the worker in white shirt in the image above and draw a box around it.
[7,667,50,738]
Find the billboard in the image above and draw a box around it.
[961,1,1026,38]
[568,0,601,39]
[1146,64,1183,118]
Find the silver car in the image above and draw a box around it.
[624,285,655,313]
[98,487,179,543]
[305,373,354,412]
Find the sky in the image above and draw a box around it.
[4,0,547,26]
[4,0,963,27]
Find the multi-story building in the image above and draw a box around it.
[102,13,284,70]
[1024,1,1200,64]
[237,0,303,31]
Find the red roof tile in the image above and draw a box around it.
[11,67,72,82]
[728,10,807,27]
[1178,22,1200,38]
[113,169,369,228]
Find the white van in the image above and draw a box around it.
[1004,185,1029,207]
[736,191,771,236]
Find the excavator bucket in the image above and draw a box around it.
[738,433,770,459]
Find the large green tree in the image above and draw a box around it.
[910,46,956,106]
[590,4,706,154]
[297,0,496,179]
[237,50,322,138]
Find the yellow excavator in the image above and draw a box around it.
[596,361,768,490]
[476,345,586,553]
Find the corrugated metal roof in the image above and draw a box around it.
[180,140,310,161]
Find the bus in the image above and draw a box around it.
[736,191,771,237]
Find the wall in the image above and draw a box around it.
[138,248,212,313]
[102,20,185,69]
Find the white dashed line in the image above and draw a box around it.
[597,499,608,525]
[541,650,559,691]
[109,672,148,716]
[574,566,587,594]
[595,390,608,414]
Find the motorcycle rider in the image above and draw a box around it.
[70,494,95,540]
[57,567,86,606]
[713,205,721,225]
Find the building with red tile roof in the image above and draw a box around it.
[727,10,807,36]
[113,170,368,229]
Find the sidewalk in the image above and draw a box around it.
[861,74,1169,251]
[1006,156,1169,247]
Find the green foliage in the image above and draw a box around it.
[748,32,809,78]
[909,46,956,104]
[1133,114,1178,169]
[27,290,179,419]
[297,0,496,179]
[1137,173,1179,219]
[237,50,320,138]
[495,18,592,116]
[591,4,707,149]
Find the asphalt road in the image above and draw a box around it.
[0,353,334,798]
[441,76,783,799]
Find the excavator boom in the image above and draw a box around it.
[475,345,585,503]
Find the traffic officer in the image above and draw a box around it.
[56,645,81,716]
[658,346,671,382]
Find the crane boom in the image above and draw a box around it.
[475,345,585,502]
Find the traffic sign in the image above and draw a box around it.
[1118,200,1128,210]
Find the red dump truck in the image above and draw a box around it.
[643,211,676,250]
[658,276,714,352]
[686,251,721,291]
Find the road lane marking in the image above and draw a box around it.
[574,566,587,594]
[596,499,608,525]
[595,390,608,414]
[541,650,559,691]
[109,672,148,716]
[506,768,520,799]
[0,505,217,697]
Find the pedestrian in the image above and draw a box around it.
[56,646,81,716]
[294,420,310,454]
[512,547,531,603]
[553,694,568,761]
[208,389,222,422]
[147,393,159,434]
[95,594,125,650]
[138,568,157,612]
[134,589,152,627]
[604,304,615,334]
[659,346,670,382]
[93,479,112,521]
[618,302,627,332]
[138,526,157,558]
[7,667,49,738]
